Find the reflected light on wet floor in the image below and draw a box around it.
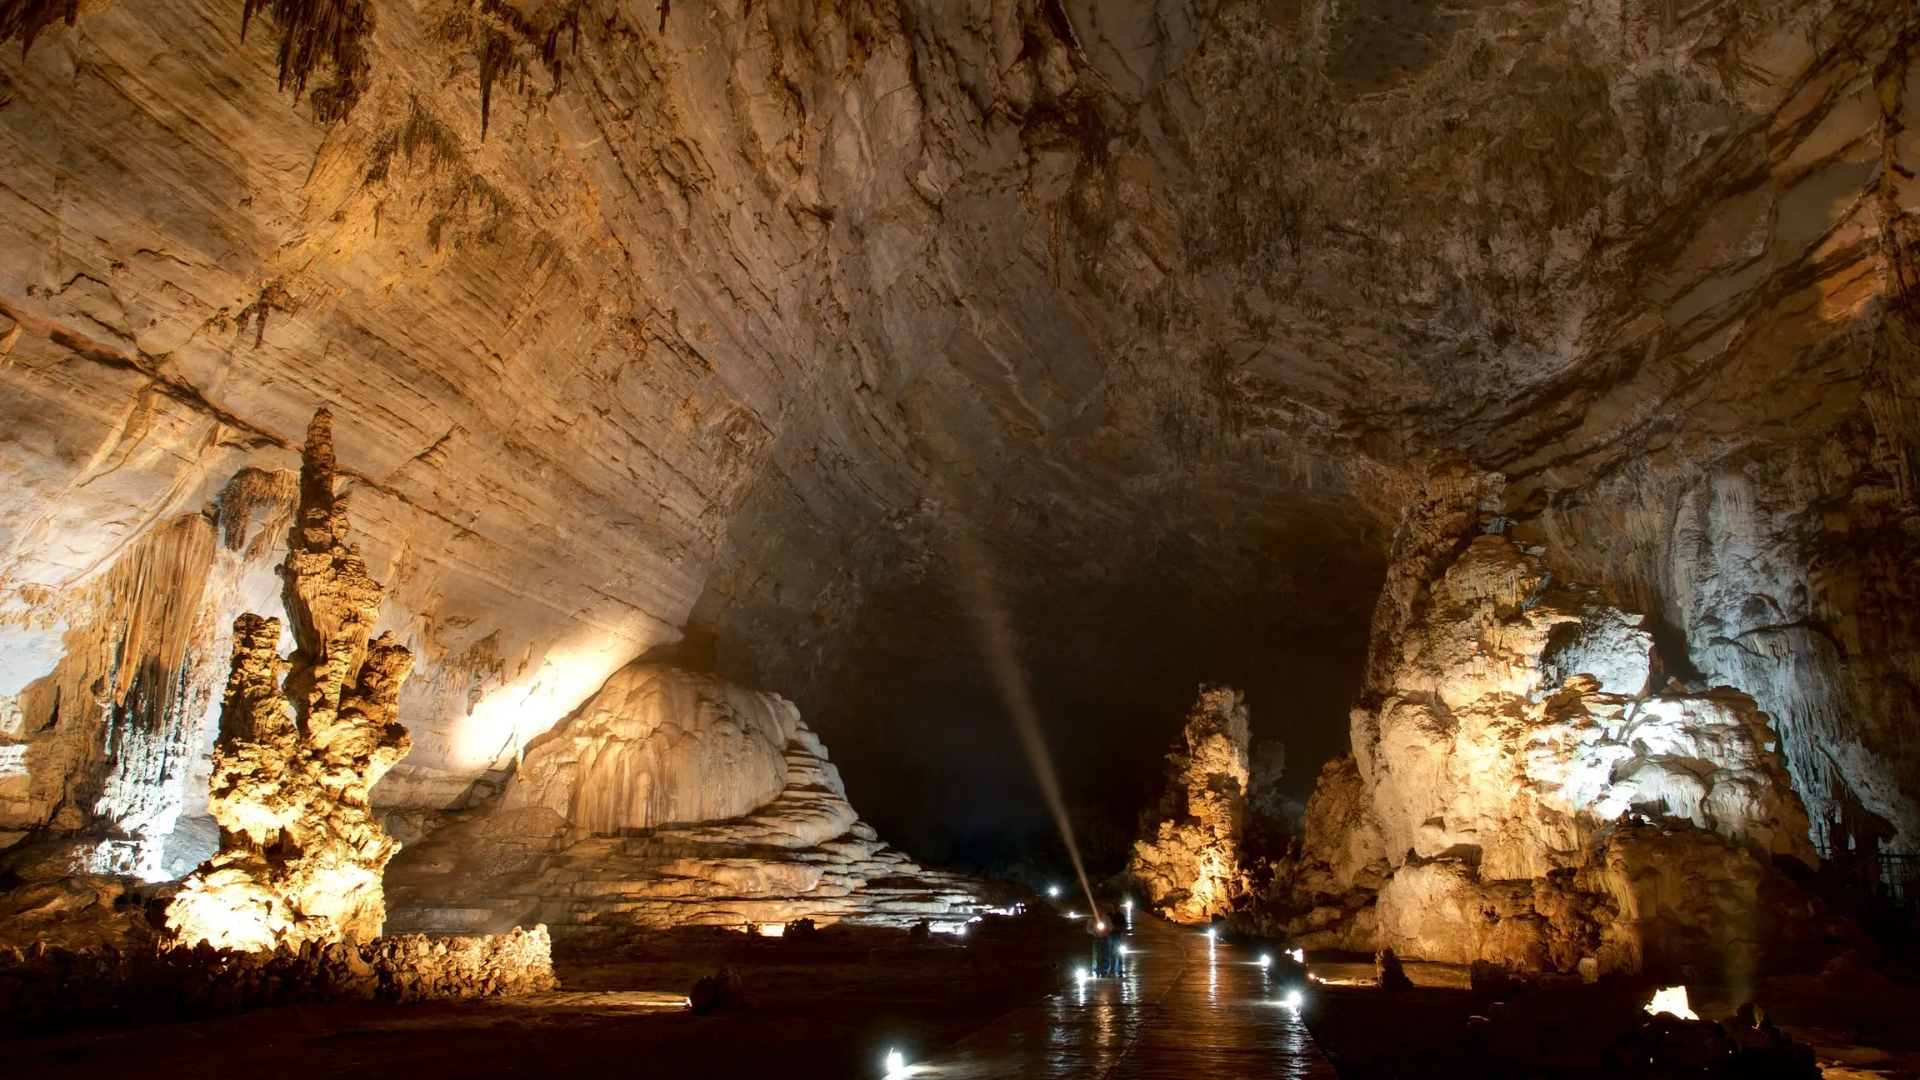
[906,918,1338,1078]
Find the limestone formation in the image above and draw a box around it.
[384,664,992,935]
[0,0,1915,978]
[1128,685,1251,924]
[166,411,414,951]
[1284,463,1822,976]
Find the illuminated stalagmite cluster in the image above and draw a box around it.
[1283,459,1822,975]
[1128,686,1251,924]
[166,411,414,951]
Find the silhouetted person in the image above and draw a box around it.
[1376,948,1413,991]
[1089,905,1117,977]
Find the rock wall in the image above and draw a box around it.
[1128,684,1251,923]
[385,663,992,934]
[166,410,415,951]
[1287,460,1824,975]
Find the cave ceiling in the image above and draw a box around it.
[1,0,1915,855]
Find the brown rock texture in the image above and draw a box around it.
[166,410,414,950]
[1128,684,1251,924]
[384,663,992,934]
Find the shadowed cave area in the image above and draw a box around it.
[3,0,1920,1076]
[776,504,1385,873]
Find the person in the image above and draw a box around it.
[1089,904,1117,977]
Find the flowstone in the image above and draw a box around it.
[166,410,414,951]
[384,663,993,935]
[1128,685,1252,923]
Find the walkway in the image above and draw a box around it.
[907,914,1340,1079]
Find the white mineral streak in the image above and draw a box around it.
[1291,460,1818,974]
[385,664,988,934]
[1127,685,1251,923]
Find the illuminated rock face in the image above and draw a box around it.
[502,664,799,839]
[1290,461,1819,974]
[0,0,1915,912]
[385,664,989,934]
[1129,685,1251,923]
[166,412,414,951]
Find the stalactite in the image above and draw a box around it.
[8,514,220,880]
[239,0,374,121]
[0,0,77,53]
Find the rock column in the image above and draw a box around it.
[1128,685,1251,923]
[166,410,413,951]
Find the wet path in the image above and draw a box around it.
[909,915,1339,1079]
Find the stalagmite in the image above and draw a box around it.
[1281,460,1823,976]
[166,410,414,951]
[1127,685,1251,923]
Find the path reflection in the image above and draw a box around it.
[909,917,1337,1078]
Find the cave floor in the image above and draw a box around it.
[908,914,1337,1077]
[2,917,1083,1080]
[0,914,1350,1079]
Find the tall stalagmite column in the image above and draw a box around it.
[166,410,413,951]
[1128,685,1251,923]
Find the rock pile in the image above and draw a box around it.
[166,411,415,952]
[1128,685,1253,923]
[0,925,556,1032]
[385,664,994,935]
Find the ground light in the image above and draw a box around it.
[1259,955,1272,969]
[884,1048,907,1078]
[1646,986,1697,1020]
[1076,967,1090,984]
[1285,990,1303,1010]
